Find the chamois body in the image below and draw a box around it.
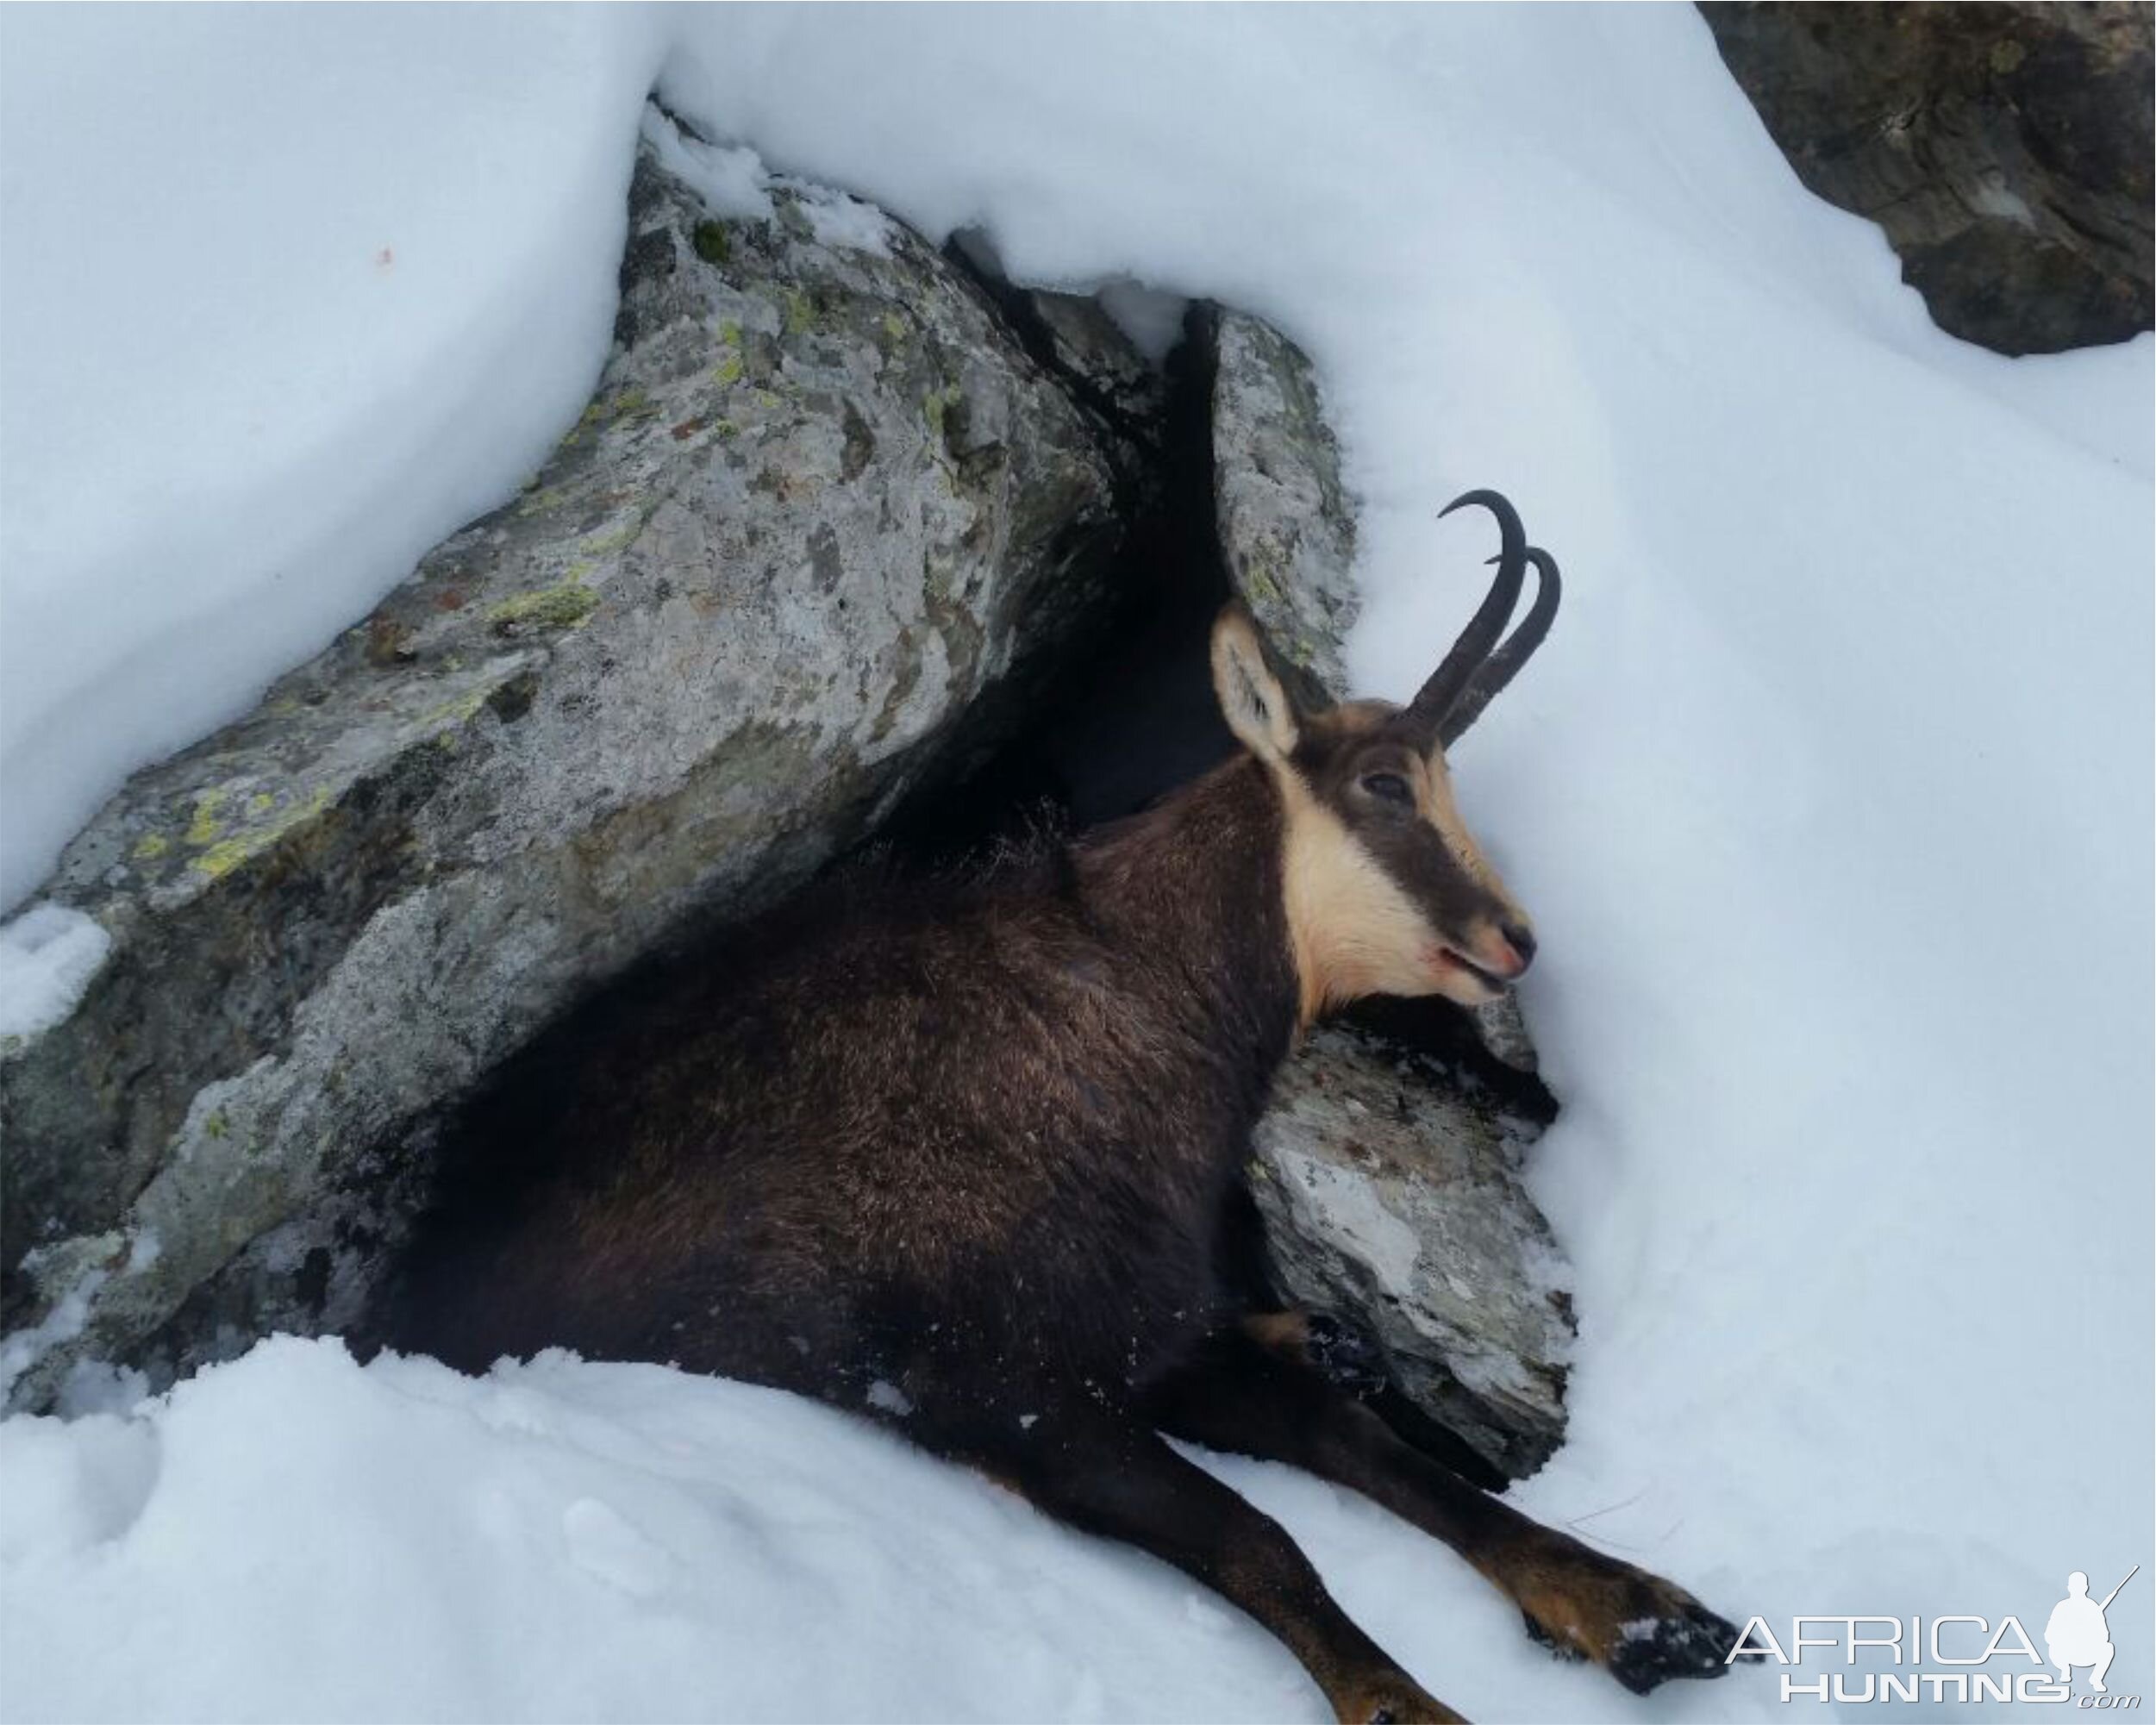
[394,759,1297,1431]
[383,496,1743,1724]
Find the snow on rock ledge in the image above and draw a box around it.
[0,906,111,1043]
[0,116,1128,1410]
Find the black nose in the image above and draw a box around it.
[1500,922,1537,971]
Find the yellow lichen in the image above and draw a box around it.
[193,838,252,878]
[184,787,229,847]
[711,321,747,388]
[578,521,641,560]
[486,581,600,632]
[419,689,491,728]
[187,785,332,881]
[133,833,170,861]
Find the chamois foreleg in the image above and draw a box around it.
[1238,1310,1507,1491]
[1147,1329,1742,1697]
[967,1405,1463,1725]
[1241,1309,1390,1397]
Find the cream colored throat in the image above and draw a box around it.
[1278,784,1440,1026]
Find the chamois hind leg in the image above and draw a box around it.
[1147,1329,1743,1697]
[944,1403,1465,1725]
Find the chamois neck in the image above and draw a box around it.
[1072,755,1301,1061]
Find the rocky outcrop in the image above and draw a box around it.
[3,120,1577,1478]
[1699,2,2153,355]
[1210,311,1359,706]
[1209,313,1573,1479]
[0,116,1133,1409]
[1251,1020,1569,1478]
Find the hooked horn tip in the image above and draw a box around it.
[1438,488,1528,548]
[1439,487,1503,520]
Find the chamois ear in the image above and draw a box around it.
[1210,604,1301,765]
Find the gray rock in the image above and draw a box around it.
[1699,2,2153,355]
[0,113,1129,1409]
[1250,1019,1571,1480]
[1210,309,1572,1478]
[1209,309,1359,703]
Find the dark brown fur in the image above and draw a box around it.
[393,758,1297,1427]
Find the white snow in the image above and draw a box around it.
[0,6,666,909]
[0,1269,105,1410]
[640,103,775,225]
[864,1378,914,1419]
[787,184,896,259]
[1097,281,1191,366]
[1,7,2149,1725]
[0,904,110,1041]
[0,1339,1361,1724]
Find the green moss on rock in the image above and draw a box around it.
[692,220,731,266]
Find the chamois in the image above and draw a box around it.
[381,491,1740,1724]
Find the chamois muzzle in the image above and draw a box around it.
[1398,490,1563,751]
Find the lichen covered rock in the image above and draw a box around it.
[0,113,1128,1409]
[1209,309,1359,702]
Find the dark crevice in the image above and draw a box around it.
[875,297,1233,860]
[939,230,1172,459]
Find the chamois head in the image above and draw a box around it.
[1210,490,1559,1020]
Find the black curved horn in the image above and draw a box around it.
[1399,490,1528,746]
[1439,547,1561,747]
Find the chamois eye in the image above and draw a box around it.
[1360,772,1412,807]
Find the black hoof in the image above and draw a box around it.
[1307,1313,1389,1398]
[1605,1598,1744,1696]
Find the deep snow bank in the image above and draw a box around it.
[0,5,665,906]
[0,1336,1569,1725]
[1,6,2148,1722]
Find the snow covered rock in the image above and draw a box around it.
[0,120,1128,1410]
[1209,310,1572,1478]
[1700,2,2153,355]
